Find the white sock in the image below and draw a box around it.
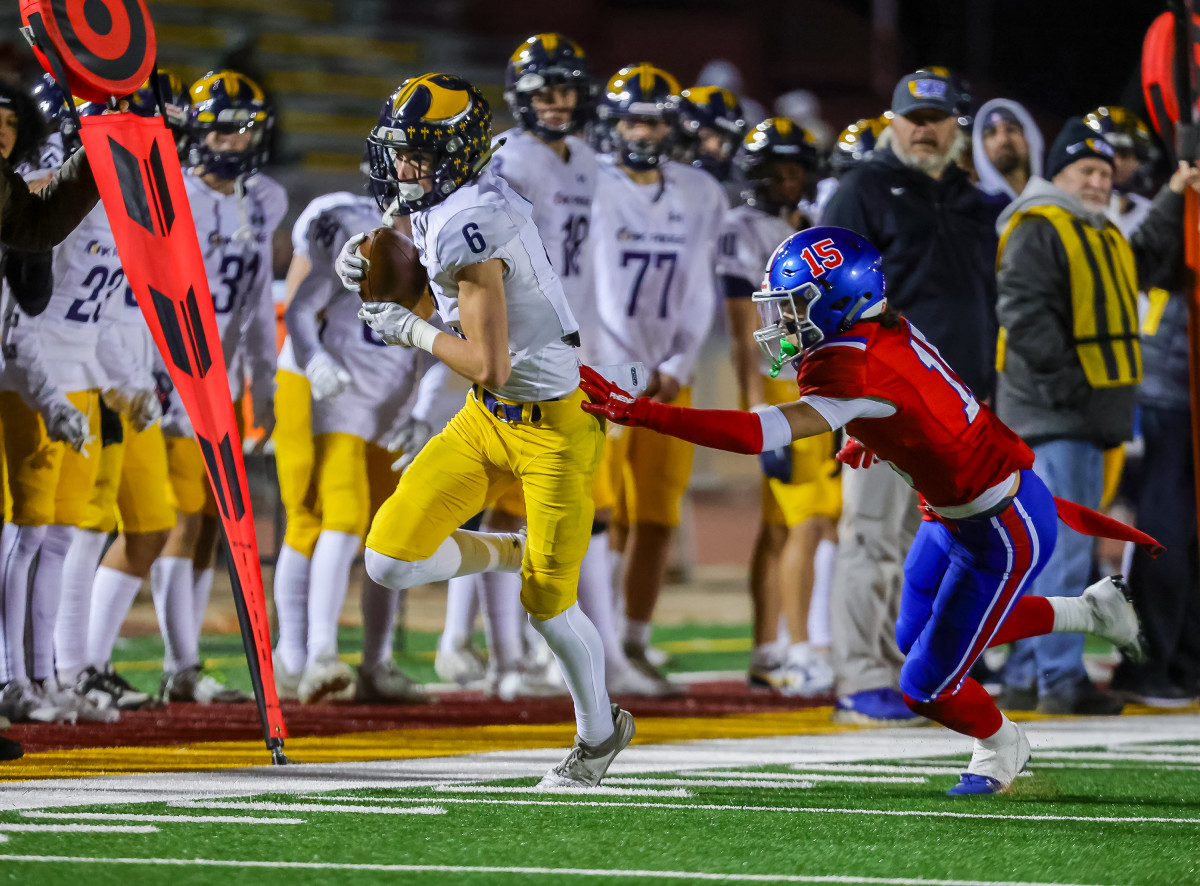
[192,567,214,640]
[306,530,360,666]
[1048,596,1092,633]
[30,525,75,681]
[785,641,814,667]
[479,571,523,674]
[151,556,197,672]
[609,548,625,636]
[54,527,107,682]
[980,714,1019,748]
[361,576,401,670]
[440,575,480,653]
[87,566,142,667]
[365,529,524,594]
[775,618,791,647]
[528,603,613,745]
[2,523,45,684]
[808,539,835,648]
[272,544,310,675]
[577,531,626,672]
[623,618,652,650]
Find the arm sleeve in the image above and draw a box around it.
[659,189,724,382]
[1130,185,1185,290]
[0,148,100,250]
[284,209,341,369]
[800,394,896,431]
[1,298,66,416]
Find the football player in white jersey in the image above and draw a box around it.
[280,189,447,704]
[471,33,655,697]
[589,64,727,691]
[676,85,748,205]
[151,70,286,703]
[718,118,839,695]
[338,73,632,787]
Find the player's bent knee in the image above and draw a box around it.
[898,657,949,705]
[365,547,442,591]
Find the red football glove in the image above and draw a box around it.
[580,365,656,427]
[836,437,878,469]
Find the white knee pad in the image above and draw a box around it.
[365,545,458,591]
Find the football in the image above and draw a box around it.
[356,226,434,319]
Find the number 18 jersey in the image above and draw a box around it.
[795,317,1033,511]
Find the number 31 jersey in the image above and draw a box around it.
[184,170,288,393]
[590,160,727,383]
[795,317,1033,510]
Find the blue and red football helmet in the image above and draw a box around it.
[755,226,887,374]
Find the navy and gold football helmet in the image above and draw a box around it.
[736,117,820,211]
[831,114,891,175]
[31,73,78,153]
[505,33,595,141]
[597,63,681,170]
[367,72,493,214]
[1084,106,1158,194]
[187,70,272,179]
[676,85,747,180]
[128,71,191,154]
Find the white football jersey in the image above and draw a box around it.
[289,191,433,440]
[410,165,579,402]
[590,160,727,383]
[491,130,598,356]
[39,203,130,391]
[184,170,287,395]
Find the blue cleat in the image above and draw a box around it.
[832,688,925,726]
[948,773,1004,795]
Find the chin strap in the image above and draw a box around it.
[768,340,799,378]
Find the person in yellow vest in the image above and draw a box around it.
[994,116,1199,715]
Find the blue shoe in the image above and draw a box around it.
[832,688,924,725]
[948,773,1003,795]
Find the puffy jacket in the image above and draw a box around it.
[822,147,1000,397]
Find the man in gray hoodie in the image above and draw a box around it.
[972,99,1044,202]
[994,117,1197,714]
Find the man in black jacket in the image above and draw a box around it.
[820,68,999,725]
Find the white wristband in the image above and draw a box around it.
[755,404,794,452]
[409,317,441,353]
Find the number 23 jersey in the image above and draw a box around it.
[795,317,1033,511]
[590,160,726,383]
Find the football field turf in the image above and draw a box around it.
[2,713,1198,886]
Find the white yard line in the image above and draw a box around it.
[787,765,968,776]
[602,778,818,790]
[21,811,306,825]
[315,795,1200,824]
[1031,751,1200,764]
[637,772,929,784]
[431,785,694,797]
[0,854,1112,885]
[0,824,157,833]
[169,801,445,815]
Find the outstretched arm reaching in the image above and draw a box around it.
[579,365,830,454]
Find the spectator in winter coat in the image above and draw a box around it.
[994,116,1197,714]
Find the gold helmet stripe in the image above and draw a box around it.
[393,73,470,121]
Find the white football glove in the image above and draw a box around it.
[305,351,352,401]
[44,401,89,451]
[358,302,439,351]
[335,232,369,294]
[161,404,193,439]
[383,417,433,472]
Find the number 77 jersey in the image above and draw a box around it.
[795,316,1034,512]
[590,160,727,383]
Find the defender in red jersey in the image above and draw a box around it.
[581,226,1153,796]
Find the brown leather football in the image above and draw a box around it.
[356,227,434,319]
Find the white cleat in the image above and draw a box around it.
[1084,575,1146,663]
[948,721,1031,796]
[488,668,567,702]
[274,661,301,702]
[779,655,835,698]
[161,665,251,704]
[607,662,683,697]
[434,642,488,687]
[537,704,636,789]
[297,656,355,704]
[356,661,430,704]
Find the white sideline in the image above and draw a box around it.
[0,854,1111,885]
[315,795,1200,824]
[611,773,928,784]
[601,778,818,790]
[22,811,306,825]
[169,801,445,815]
[431,785,694,797]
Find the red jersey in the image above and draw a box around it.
[795,317,1033,510]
